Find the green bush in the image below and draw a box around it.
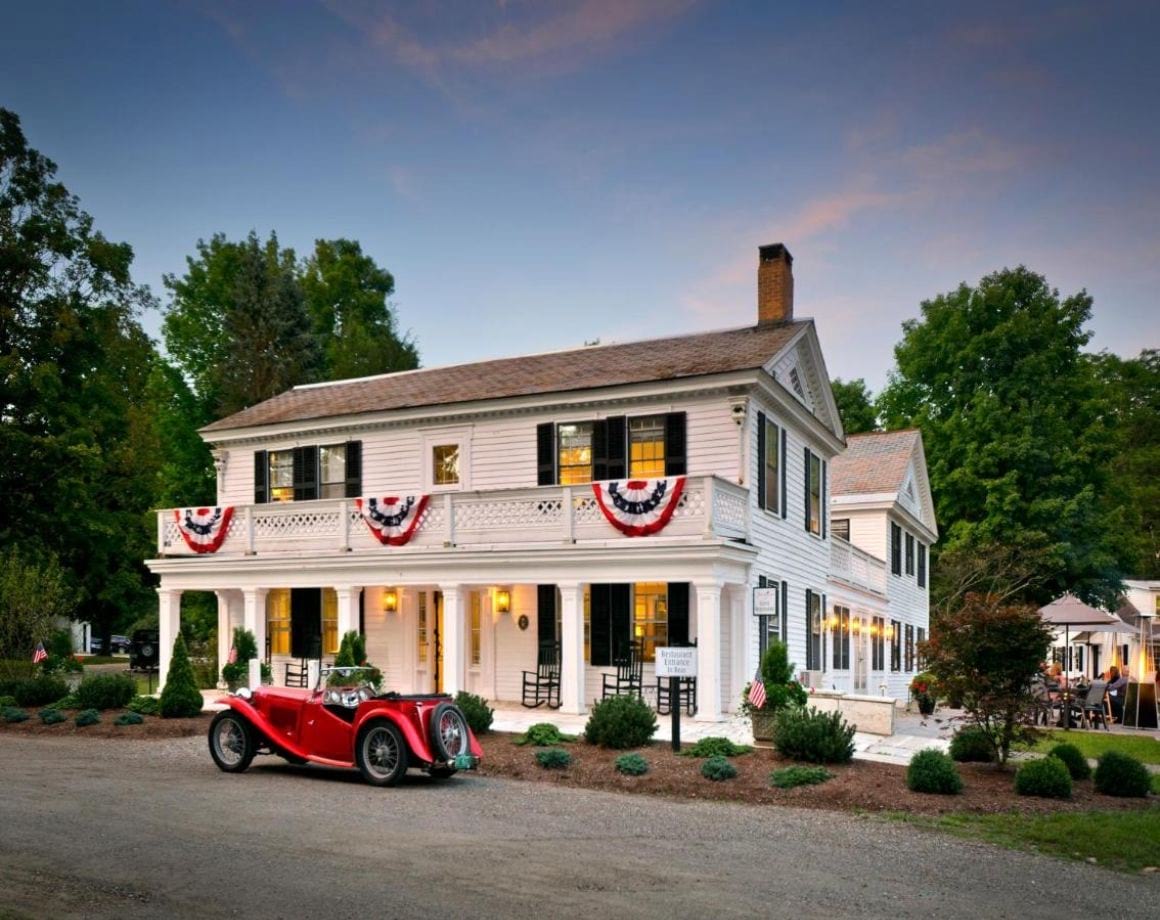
[680,736,753,758]
[906,749,963,795]
[13,675,69,708]
[1014,756,1073,799]
[38,708,67,725]
[51,693,79,709]
[1049,743,1092,781]
[741,640,807,714]
[1093,751,1151,798]
[74,708,101,727]
[127,695,160,716]
[0,695,16,708]
[76,673,136,710]
[535,748,572,769]
[770,765,833,788]
[772,707,855,764]
[948,725,995,763]
[3,706,29,723]
[700,755,737,781]
[614,752,649,776]
[453,691,494,734]
[159,634,204,718]
[584,695,658,750]
[114,712,144,726]
[513,722,576,746]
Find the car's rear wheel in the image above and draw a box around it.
[429,703,470,762]
[356,721,409,787]
[208,711,255,773]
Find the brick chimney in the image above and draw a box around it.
[757,243,793,324]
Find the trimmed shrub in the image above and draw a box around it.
[51,693,79,709]
[114,712,144,726]
[3,706,29,723]
[159,634,204,718]
[1015,756,1073,799]
[1049,743,1091,781]
[38,708,67,725]
[614,753,649,776]
[76,673,136,711]
[948,725,995,763]
[584,695,658,750]
[701,756,737,781]
[535,748,572,769]
[770,765,833,788]
[906,749,964,795]
[127,695,160,716]
[1093,751,1151,798]
[680,736,753,758]
[13,675,69,708]
[454,691,494,734]
[513,722,576,746]
[741,640,807,715]
[0,695,16,708]
[74,709,101,727]
[772,706,855,764]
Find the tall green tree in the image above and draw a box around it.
[302,238,418,380]
[877,266,1120,606]
[830,377,878,434]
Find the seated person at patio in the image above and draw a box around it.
[1107,667,1127,722]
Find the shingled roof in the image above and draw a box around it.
[830,429,921,496]
[202,320,809,433]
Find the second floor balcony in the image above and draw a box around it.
[156,475,751,559]
[829,536,887,596]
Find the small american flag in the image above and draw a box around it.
[227,646,237,664]
[32,642,47,665]
[747,668,766,709]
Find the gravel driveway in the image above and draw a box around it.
[0,735,1154,919]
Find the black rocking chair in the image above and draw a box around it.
[284,659,309,688]
[602,640,644,700]
[521,641,561,709]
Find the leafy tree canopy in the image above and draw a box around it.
[830,377,878,434]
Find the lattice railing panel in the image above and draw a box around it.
[455,496,564,531]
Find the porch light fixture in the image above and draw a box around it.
[383,588,399,614]
[495,588,511,615]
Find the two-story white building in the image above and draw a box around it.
[147,243,934,720]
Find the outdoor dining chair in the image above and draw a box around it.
[602,640,644,700]
[521,641,561,709]
[1078,679,1110,731]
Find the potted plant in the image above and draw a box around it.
[740,640,807,741]
[221,627,262,691]
[910,672,937,716]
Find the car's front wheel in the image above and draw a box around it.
[208,711,256,773]
[356,721,409,787]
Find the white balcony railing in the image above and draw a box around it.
[829,536,887,596]
[157,475,750,557]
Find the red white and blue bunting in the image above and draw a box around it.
[174,507,234,554]
[592,478,686,537]
[356,495,429,546]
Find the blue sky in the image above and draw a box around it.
[3,0,1157,391]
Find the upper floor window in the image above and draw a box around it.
[255,442,361,504]
[432,444,460,486]
[832,518,850,541]
[269,450,295,502]
[917,543,927,588]
[319,445,347,499]
[762,418,780,513]
[805,450,823,536]
[557,422,593,485]
[905,533,915,576]
[628,416,665,478]
[891,522,902,576]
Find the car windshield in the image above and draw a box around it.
[318,666,378,709]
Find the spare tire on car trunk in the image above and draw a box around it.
[428,703,470,762]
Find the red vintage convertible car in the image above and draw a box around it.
[207,667,482,786]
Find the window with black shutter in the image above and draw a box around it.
[589,584,631,666]
[804,449,822,535]
[758,415,780,514]
[905,532,915,576]
[832,604,850,670]
[344,441,362,498]
[904,624,915,671]
[890,619,901,671]
[290,588,322,659]
[537,584,557,646]
[757,576,782,656]
[663,412,686,476]
[805,589,822,670]
[667,583,690,646]
[891,522,902,576]
[917,543,927,588]
[756,411,766,510]
[871,616,885,670]
[292,445,319,501]
[604,416,627,479]
[254,450,269,504]
[780,428,787,518]
[536,422,556,486]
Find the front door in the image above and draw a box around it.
[433,591,444,693]
[853,616,868,693]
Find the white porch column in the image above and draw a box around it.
[559,582,586,714]
[215,591,232,688]
[439,584,464,696]
[695,580,724,722]
[157,587,182,693]
[336,586,362,643]
[729,587,746,708]
[243,588,268,689]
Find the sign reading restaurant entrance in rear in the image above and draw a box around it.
[655,647,697,678]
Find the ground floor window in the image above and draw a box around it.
[904,624,915,671]
[806,590,823,671]
[871,616,885,670]
[756,577,784,657]
[633,582,668,662]
[267,589,291,655]
[890,619,901,671]
[916,626,926,670]
[470,592,482,666]
[831,605,851,670]
[322,588,338,655]
[417,593,429,667]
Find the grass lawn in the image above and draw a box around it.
[890,810,1160,874]
[1022,730,1160,765]
[82,655,129,666]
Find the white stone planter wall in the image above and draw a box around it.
[808,690,897,736]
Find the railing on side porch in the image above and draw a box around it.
[157,475,751,557]
[829,536,887,596]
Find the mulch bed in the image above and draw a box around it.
[0,708,211,739]
[476,732,1157,817]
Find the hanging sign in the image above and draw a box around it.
[592,477,686,537]
[753,587,779,617]
[174,507,234,554]
[356,495,429,546]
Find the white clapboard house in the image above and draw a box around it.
[147,244,935,719]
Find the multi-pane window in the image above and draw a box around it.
[432,444,460,486]
[905,533,915,576]
[417,593,429,667]
[890,619,901,671]
[904,624,915,672]
[806,451,822,535]
[806,590,823,670]
[890,523,902,576]
[916,627,926,670]
[832,605,851,670]
[832,518,850,541]
[266,589,291,655]
[632,582,668,663]
[269,450,294,502]
[871,616,885,671]
[470,593,482,667]
[628,416,666,478]
[321,588,339,655]
[319,445,347,499]
[557,423,593,485]
[917,543,927,588]
[763,419,780,513]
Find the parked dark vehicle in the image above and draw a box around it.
[129,629,160,671]
[89,635,131,654]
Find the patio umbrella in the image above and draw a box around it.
[1038,595,1124,730]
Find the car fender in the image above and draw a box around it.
[218,696,316,763]
[354,708,434,764]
